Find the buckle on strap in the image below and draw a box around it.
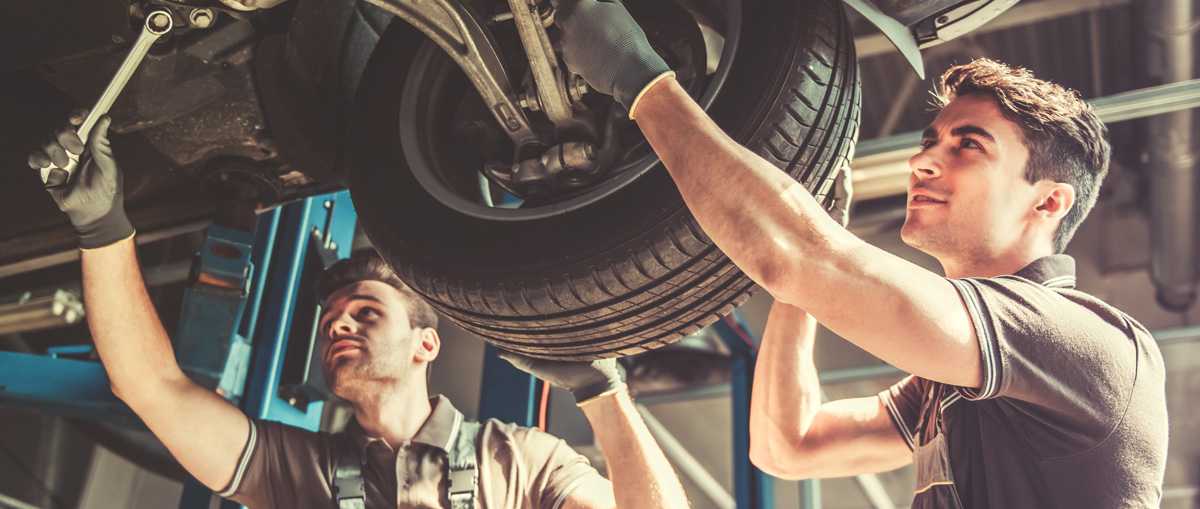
[448,415,482,509]
[332,433,365,509]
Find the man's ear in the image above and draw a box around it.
[1035,181,1075,221]
[413,327,441,364]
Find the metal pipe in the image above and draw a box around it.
[1143,0,1197,311]
[635,404,737,509]
[854,472,896,509]
[0,492,40,509]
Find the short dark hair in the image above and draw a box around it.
[317,250,438,330]
[934,58,1111,253]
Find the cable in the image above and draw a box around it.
[536,381,551,432]
[0,442,65,509]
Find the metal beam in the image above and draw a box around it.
[853,79,1200,201]
[856,0,1131,59]
[636,404,737,509]
[0,220,209,280]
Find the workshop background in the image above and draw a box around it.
[2,0,1200,508]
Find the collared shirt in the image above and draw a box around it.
[879,255,1169,508]
[219,395,607,509]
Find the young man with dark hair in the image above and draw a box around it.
[554,3,1168,506]
[26,118,690,508]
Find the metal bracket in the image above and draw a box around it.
[507,0,575,127]
[841,0,926,79]
[175,225,257,400]
[360,0,540,148]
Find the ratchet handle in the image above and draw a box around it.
[39,10,173,189]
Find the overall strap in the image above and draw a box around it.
[447,416,484,509]
[331,432,366,509]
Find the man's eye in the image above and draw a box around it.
[919,139,935,149]
[357,308,379,320]
[961,138,982,149]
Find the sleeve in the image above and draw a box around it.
[513,426,609,509]
[877,375,925,451]
[217,418,331,508]
[947,277,1140,447]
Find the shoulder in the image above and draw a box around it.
[959,273,1145,349]
[477,419,590,466]
[478,419,567,450]
[219,418,334,504]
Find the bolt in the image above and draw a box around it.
[148,11,173,31]
[935,15,950,26]
[324,200,333,209]
[190,8,215,29]
[518,92,541,112]
[568,75,590,103]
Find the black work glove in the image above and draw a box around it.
[26,115,134,249]
[499,351,627,405]
[554,0,673,115]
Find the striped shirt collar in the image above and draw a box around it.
[1013,255,1077,289]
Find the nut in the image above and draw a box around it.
[189,8,216,28]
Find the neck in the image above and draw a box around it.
[348,378,432,448]
[938,241,1054,279]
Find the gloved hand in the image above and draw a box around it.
[553,0,673,116]
[26,115,134,249]
[829,164,853,227]
[499,351,627,405]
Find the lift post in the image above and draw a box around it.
[179,190,358,508]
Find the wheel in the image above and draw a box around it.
[347,0,860,359]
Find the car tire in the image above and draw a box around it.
[347,0,860,359]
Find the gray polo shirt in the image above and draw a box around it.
[879,255,1168,508]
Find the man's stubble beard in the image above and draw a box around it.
[328,352,415,401]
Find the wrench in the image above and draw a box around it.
[41,10,174,188]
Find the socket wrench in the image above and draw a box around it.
[40,10,174,188]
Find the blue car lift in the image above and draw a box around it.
[0,190,357,508]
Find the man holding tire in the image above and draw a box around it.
[555,0,1169,507]
[26,116,691,508]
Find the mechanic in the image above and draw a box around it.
[26,115,690,509]
[553,1,1169,507]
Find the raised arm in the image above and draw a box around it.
[501,354,689,509]
[553,1,982,389]
[28,118,249,492]
[749,301,910,479]
[578,390,689,509]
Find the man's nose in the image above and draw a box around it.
[330,315,356,337]
[908,149,941,180]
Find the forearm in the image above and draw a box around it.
[634,78,851,302]
[749,303,821,464]
[81,237,188,403]
[580,391,688,509]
